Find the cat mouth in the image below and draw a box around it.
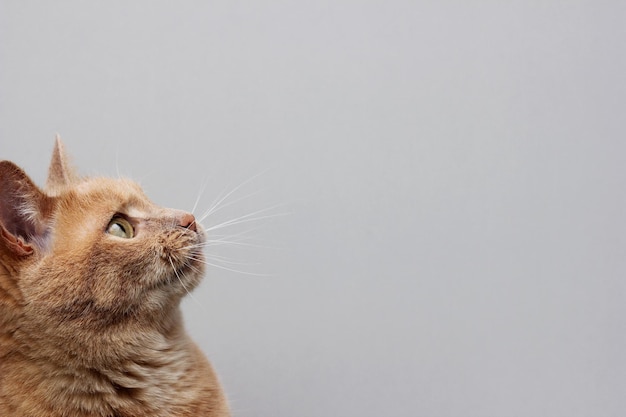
[155,228,206,291]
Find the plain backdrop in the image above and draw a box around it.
[1,2,625,416]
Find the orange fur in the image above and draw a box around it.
[0,138,229,416]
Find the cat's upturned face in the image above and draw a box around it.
[0,141,205,332]
[25,177,205,325]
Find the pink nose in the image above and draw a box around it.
[179,213,197,232]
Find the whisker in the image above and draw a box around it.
[191,176,210,216]
[186,232,262,247]
[183,237,271,251]
[199,224,268,244]
[202,240,274,249]
[168,257,190,295]
[168,257,204,310]
[183,225,282,250]
[136,169,157,184]
[203,205,291,233]
[115,144,121,179]
[194,258,272,277]
[185,263,205,277]
[189,253,260,267]
[198,190,264,224]
[198,170,268,223]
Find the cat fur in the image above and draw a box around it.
[0,138,229,417]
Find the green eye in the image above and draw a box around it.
[106,217,134,239]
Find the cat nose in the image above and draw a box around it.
[179,213,197,232]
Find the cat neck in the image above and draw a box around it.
[2,306,212,417]
[18,300,186,366]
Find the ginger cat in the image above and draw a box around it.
[0,138,229,417]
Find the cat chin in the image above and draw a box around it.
[143,265,203,298]
[135,281,199,318]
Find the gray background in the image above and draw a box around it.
[1,1,625,416]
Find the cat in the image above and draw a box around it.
[0,138,230,417]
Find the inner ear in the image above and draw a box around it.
[0,161,54,256]
[45,135,78,192]
[0,226,35,256]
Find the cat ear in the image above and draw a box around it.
[46,134,78,191]
[0,161,54,256]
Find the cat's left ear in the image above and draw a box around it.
[45,134,78,192]
[0,161,54,257]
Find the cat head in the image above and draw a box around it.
[0,138,205,329]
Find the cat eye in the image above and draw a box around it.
[106,217,134,239]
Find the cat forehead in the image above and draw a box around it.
[70,177,153,209]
